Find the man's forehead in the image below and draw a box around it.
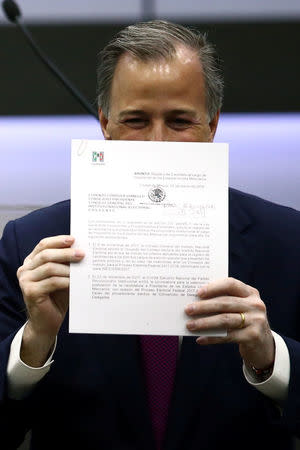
[108,43,207,117]
[116,44,201,72]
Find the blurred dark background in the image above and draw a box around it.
[0,0,299,116]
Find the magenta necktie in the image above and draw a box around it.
[139,335,178,450]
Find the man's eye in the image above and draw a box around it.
[170,119,192,128]
[124,118,146,124]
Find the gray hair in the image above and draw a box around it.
[96,20,223,121]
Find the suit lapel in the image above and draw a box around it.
[229,189,256,284]
[165,189,257,450]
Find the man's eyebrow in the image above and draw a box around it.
[118,109,198,118]
[118,110,145,118]
[167,109,198,117]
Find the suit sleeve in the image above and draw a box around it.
[0,220,33,448]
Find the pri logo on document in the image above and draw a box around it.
[92,151,104,164]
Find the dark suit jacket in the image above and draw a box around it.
[0,188,300,450]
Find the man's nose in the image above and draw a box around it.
[147,122,167,141]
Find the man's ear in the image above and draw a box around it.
[209,110,220,142]
[99,109,111,140]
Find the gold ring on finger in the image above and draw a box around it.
[238,312,245,329]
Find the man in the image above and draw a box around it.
[0,20,299,450]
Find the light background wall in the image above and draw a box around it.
[1,113,299,235]
[1,0,300,23]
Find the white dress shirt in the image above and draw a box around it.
[7,325,290,406]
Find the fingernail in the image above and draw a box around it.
[74,249,85,258]
[198,287,207,297]
[185,304,195,314]
[64,237,74,244]
[187,321,196,330]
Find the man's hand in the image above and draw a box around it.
[185,277,275,370]
[16,235,85,367]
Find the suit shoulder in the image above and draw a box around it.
[230,187,300,219]
[14,200,70,230]
[230,188,300,237]
[12,200,70,255]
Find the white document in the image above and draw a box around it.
[70,140,228,336]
